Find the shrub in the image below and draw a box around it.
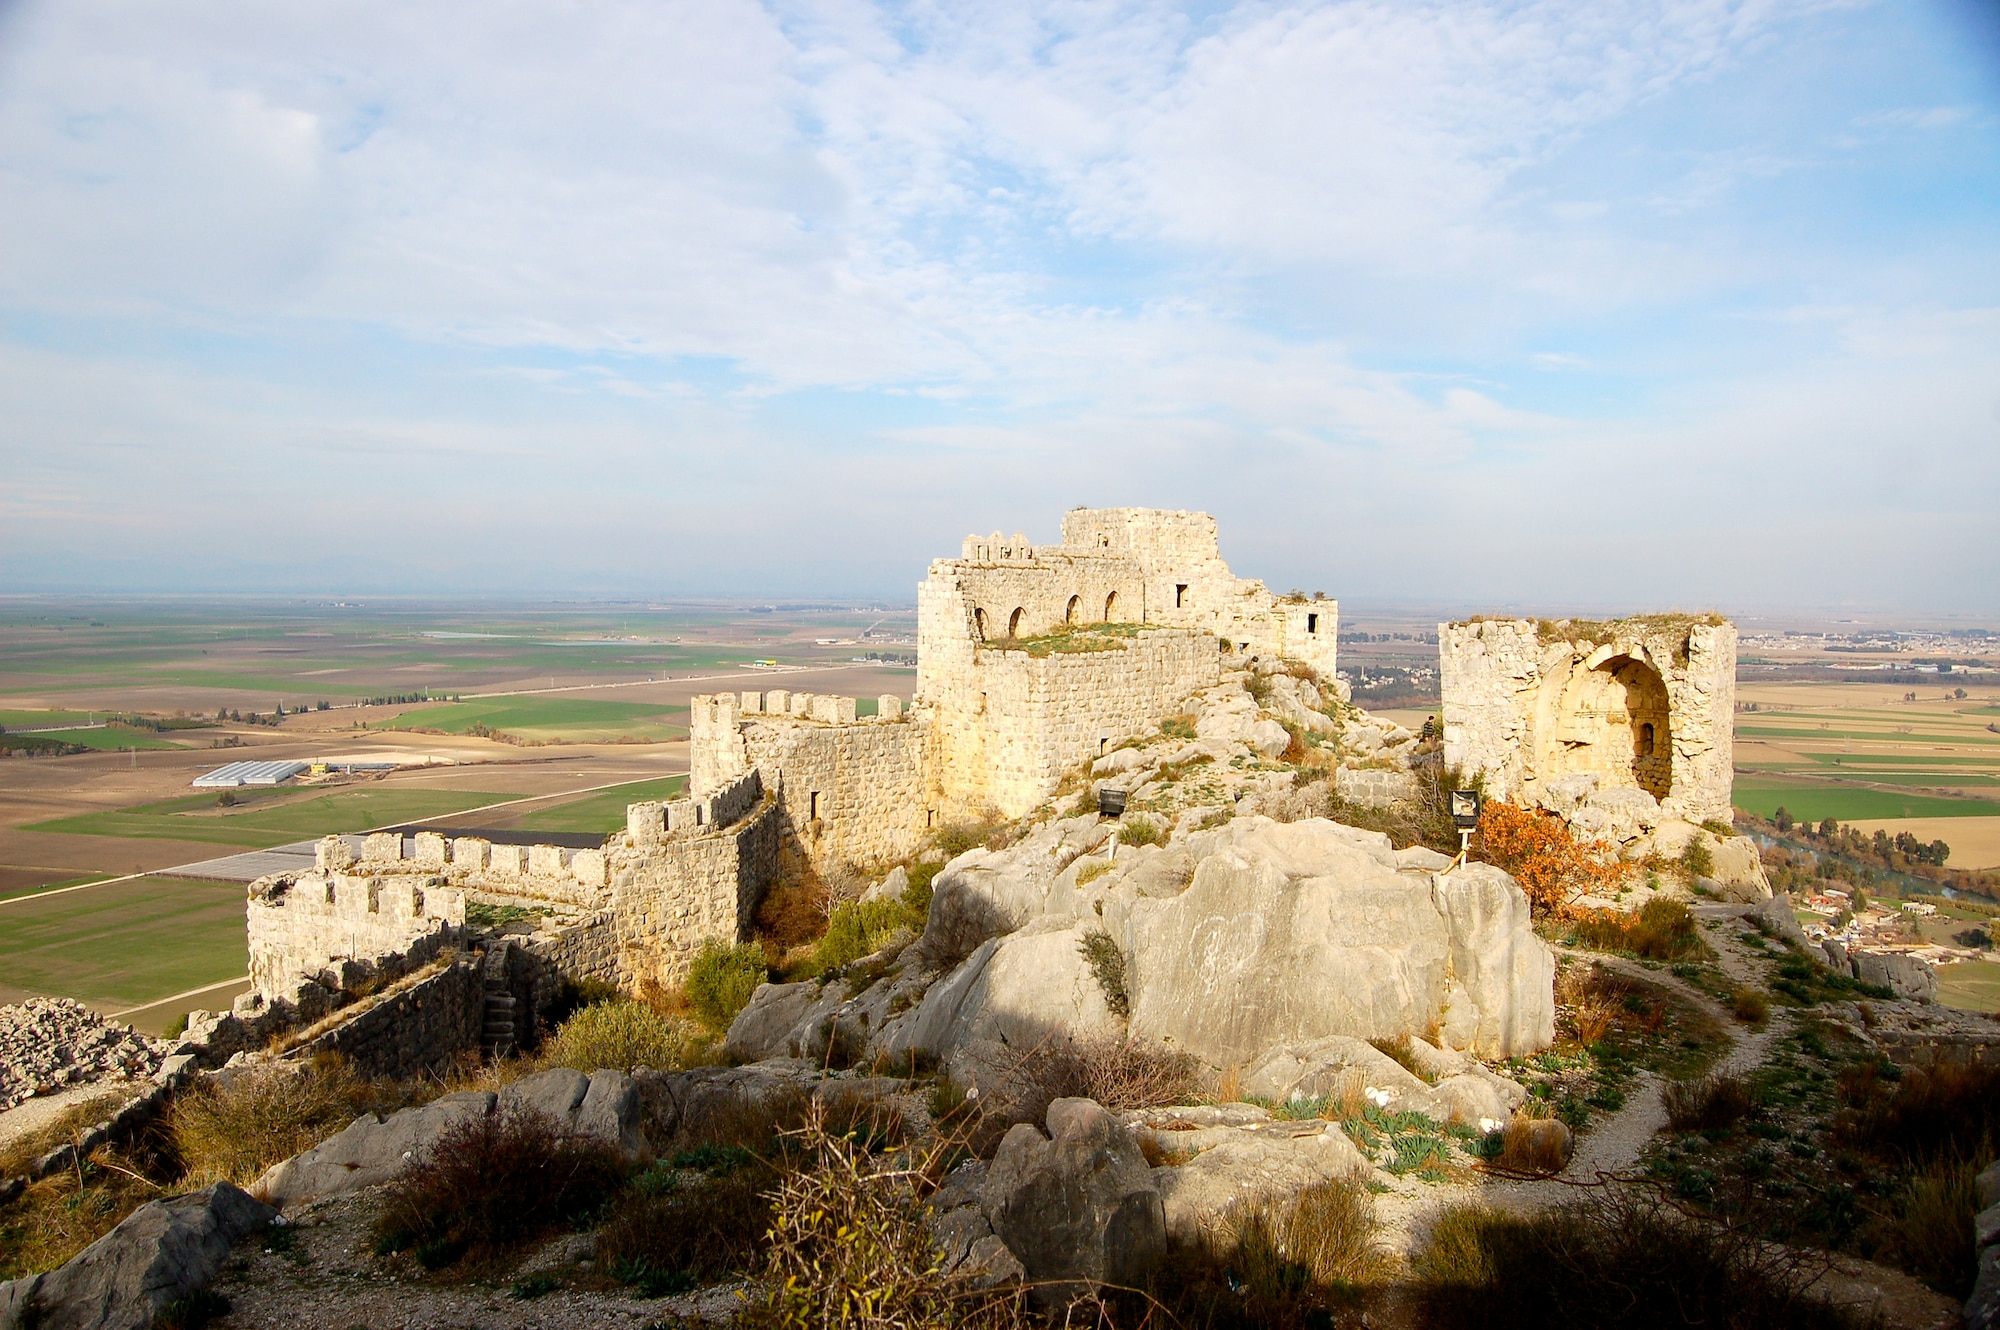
[372,1107,628,1269]
[1837,1059,2000,1167]
[168,1057,384,1187]
[1118,815,1164,847]
[951,1037,1204,1148]
[1076,859,1113,887]
[1160,714,1198,742]
[1477,802,1626,915]
[1282,1176,1384,1290]
[1681,836,1716,880]
[810,896,921,976]
[755,874,829,951]
[1078,929,1130,1017]
[738,1106,1026,1330]
[1733,988,1770,1024]
[686,940,772,1030]
[540,999,694,1073]
[1413,1194,1869,1329]
[596,1167,772,1294]
[1873,1153,1983,1295]
[1569,898,1701,960]
[1663,1073,1754,1133]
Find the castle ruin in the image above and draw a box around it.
[1438,615,1736,827]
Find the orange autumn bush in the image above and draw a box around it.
[1476,801,1627,916]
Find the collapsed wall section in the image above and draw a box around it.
[1440,615,1736,826]
[247,871,465,1002]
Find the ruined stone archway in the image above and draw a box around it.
[1065,594,1080,625]
[974,607,988,641]
[1008,606,1026,638]
[1104,591,1118,622]
[1546,655,1673,799]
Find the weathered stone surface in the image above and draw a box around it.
[896,918,1122,1061]
[1704,835,1772,902]
[1246,719,1292,758]
[1243,1036,1435,1113]
[1747,893,1808,948]
[1146,1121,1366,1246]
[0,1183,272,1330]
[1853,951,1939,1004]
[980,1099,1164,1304]
[724,981,844,1063]
[1969,1241,2000,1330]
[255,1091,495,1207]
[1126,819,1552,1064]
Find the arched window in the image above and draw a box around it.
[1639,722,1656,757]
[1065,595,1080,625]
[973,607,988,641]
[1008,607,1025,637]
[1104,591,1118,622]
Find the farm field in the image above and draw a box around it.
[1732,681,2000,866]
[0,876,248,1023]
[378,696,685,744]
[25,786,516,848]
[1938,960,2000,1014]
[507,776,689,835]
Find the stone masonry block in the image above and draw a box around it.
[452,837,491,870]
[362,832,402,862]
[490,844,526,875]
[413,832,447,867]
[529,844,566,877]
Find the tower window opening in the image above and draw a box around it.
[1175,584,1188,608]
[1307,613,1319,634]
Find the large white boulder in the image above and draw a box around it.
[1122,819,1550,1065]
[892,918,1124,1061]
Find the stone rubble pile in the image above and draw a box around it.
[0,999,166,1112]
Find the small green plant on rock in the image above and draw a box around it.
[1078,929,1130,1017]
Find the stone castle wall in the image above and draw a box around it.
[926,628,1225,819]
[1440,616,1736,826]
[247,871,465,1002]
[691,692,928,877]
[250,770,777,1000]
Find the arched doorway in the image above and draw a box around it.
[1547,655,1672,799]
[973,607,988,641]
[1008,607,1026,638]
[1104,591,1118,622]
[1065,594,1080,625]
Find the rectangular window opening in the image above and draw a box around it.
[1175,584,1188,608]
[809,791,821,821]
[1307,613,1319,634]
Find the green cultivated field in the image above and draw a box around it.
[381,696,685,743]
[0,877,247,1011]
[511,776,689,835]
[1940,960,2000,1014]
[19,726,187,752]
[28,787,515,847]
[1731,776,1999,823]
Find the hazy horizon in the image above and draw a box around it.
[2,1,1996,610]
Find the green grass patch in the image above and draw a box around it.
[27,787,515,847]
[1736,726,2000,744]
[510,777,689,835]
[377,697,684,743]
[1732,776,2000,823]
[0,877,247,1010]
[17,726,187,752]
[0,709,110,729]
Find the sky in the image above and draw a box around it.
[0,0,1996,612]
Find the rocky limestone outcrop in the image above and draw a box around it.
[981,1098,1165,1305]
[1125,819,1553,1063]
[255,1068,643,1208]
[727,811,1555,1077]
[0,1183,273,1330]
[1124,1102,1366,1245]
[1241,1034,1526,1127]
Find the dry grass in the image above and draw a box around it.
[265,957,452,1054]
[596,1166,773,1295]
[1413,1194,1866,1330]
[169,1055,393,1188]
[1871,1152,1985,1295]
[1732,987,1771,1024]
[0,1148,165,1281]
[0,1088,132,1178]
[1663,1073,1755,1133]
[1493,1114,1571,1175]
[1567,898,1704,961]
